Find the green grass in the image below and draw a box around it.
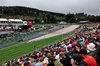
[0,31,75,64]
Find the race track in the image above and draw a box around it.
[28,25,79,42]
[0,25,79,49]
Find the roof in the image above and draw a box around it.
[0,18,7,21]
[78,21,88,24]
[9,19,23,22]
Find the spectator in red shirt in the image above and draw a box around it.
[84,37,89,45]
[72,54,88,66]
[80,49,97,66]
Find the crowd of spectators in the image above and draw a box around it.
[86,23,99,27]
[1,26,100,66]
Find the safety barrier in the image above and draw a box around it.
[0,27,53,44]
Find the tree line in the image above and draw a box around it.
[0,6,65,23]
[65,13,100,23]
[0,6,100,23]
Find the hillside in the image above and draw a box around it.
[0,6,65,23]
[0,6,100,23]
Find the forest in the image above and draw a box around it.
[0,6,65,23]
[0,6,100,23]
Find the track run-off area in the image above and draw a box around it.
[28,25,79,42]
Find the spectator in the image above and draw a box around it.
[42,54,49,65]
[30,56,36,66]
[59,52,71,66]
[80,49,97,66]
[48,56,63,66]
[87,43,100,66]
[84,37,89,45]
[79,39,86,49]
[72,53,87,66]
[48,62,55,66]
[55,52,60,61]
[35,59,43,66]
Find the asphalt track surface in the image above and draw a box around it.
[0,25,69,49]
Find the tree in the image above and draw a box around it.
[50,15,56,23]
[65,13,74,23]
[46,13,51,23]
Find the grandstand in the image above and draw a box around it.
[78,21,89,24]
[0,24,100,66]
[0,18,23,26]
[8,19,23,26]
[0,18,23,31]
[0,18,8,26]
[86,23,100,29]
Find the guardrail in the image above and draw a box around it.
[0,27,53,44]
